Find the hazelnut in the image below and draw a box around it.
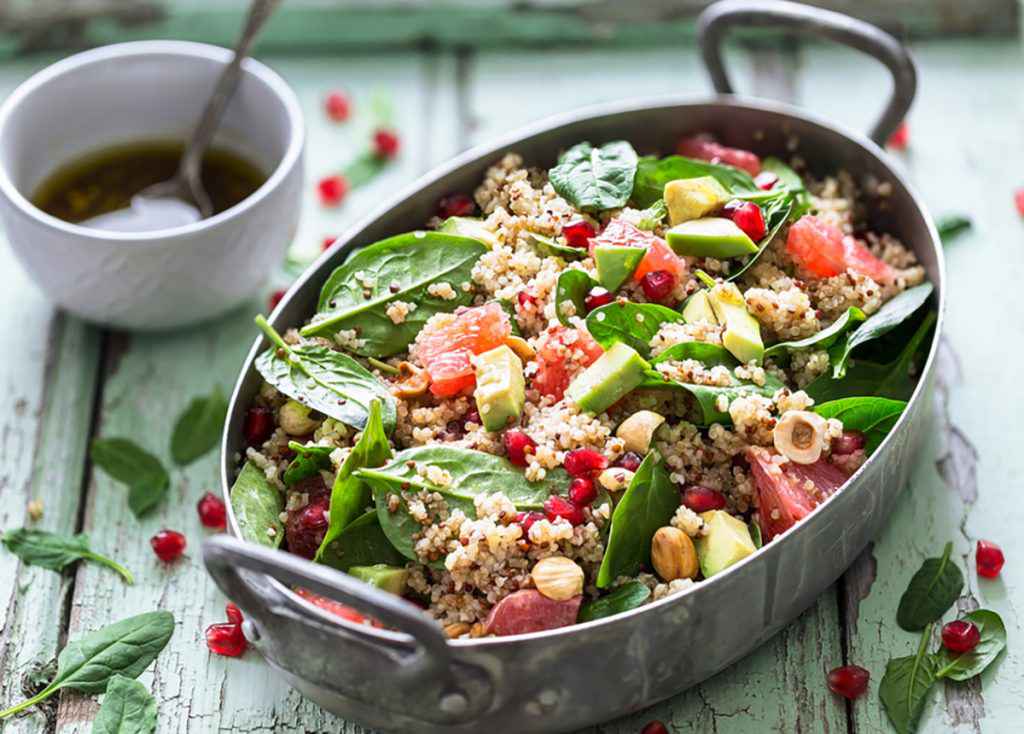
[531,556,584,601]
[598,468,635,492]
[773,410,827,464]
[279,399,320,436]
[392,361,431,398]
[615,411,665,454]
[651,526,699,582]
[443,622,471,639]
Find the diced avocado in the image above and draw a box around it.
[664,176,731,226]
[566,342,649,414]
[595,245,645,292]
[666,218,758,258]
[708,283,764,364]
[349,564,409,595]
[695,510,757,578]
[440,216,498,247]
[681,290,718,325]
[473,345,525,431]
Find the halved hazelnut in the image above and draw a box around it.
[392,361,431,398]
[615,410,665,454]
[773,410,827,464]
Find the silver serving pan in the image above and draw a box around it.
[204,2,943,731]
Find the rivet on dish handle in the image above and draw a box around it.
[696,0,917,147]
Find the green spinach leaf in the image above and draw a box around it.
[760,157,812,217]
[91,675,157,734]
[229,460,284,549]
[255,316,397,433]
[555,269,598,327]
[897,542,964,631]
[2,528,133,584]
[596,452,678,588]
[0,611,174,720]
[578,581,651,622]
[283,441,334,487]
[301,232,486,355]
[727,195,793,282]
[549,140,638,212]
[813,397,907,454]
[90,439,170,518]
[936,214,972,244]
[528,232,587,260]
[934,609,1006,681]
[169,387,227,466]
[316,511,404,572]
[632,155,765,208]
[586,301,682,357]
[880,625,937,734]
[764,307,866,360]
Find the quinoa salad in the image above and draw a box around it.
[231,133,936,638]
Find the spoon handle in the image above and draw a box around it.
[179,0,282,184]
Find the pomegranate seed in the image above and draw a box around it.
[942,620,981,654]
[300,502,327,529]
[641,723,669,734]
[462,409,481,429]
[206,622,247,657]
[887,121,909,150]
[517,511,545,536]
[372,128,400,159]
[517,291,538,310]
[563,448,608,478]
[616,451,643,472]
[641,270,675,302]
[584,287,614,311]
[150,530,186,562]
[322,236,336,251]
[754,171,779,190]
[225,602,244,625]
[197,492,227,529]
[569,477,597,505]
[1015,188,1024,216]
[682,486,727,513]
[562,220,596,249]
[977,540,1005,578]
[438,193,476,219]
[544,495,585,526]
[243,406,274,446]
[723,200,767,241]
[504,430,537,467]
[826,665,870,700]
[317,175,348,207]
[268,289,285,312]
[324,91,351,122]
[832,430,866,456]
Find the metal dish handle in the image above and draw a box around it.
[697,0,916,146]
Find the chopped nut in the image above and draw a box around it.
[469,622,487,638]
[598,468,634,492]
[443,622,471,638]
[531,556,584,601]
[279,399,320,436]
[615,411,665,453]
[651,526,699,582]
[392,361,431,398]
[773,410,827,464]
[504,335,536,361]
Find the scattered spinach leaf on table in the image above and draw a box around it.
[1,528,133,584]
[283,441,334,487]
[934,609,1006,681]
[89,438,170,518]
[91,674,157,734]
[585,301,682,357]
[879,624,937,734]
[229,460,284,549]
[555,269,598,327]
[578,581,651,622]
[936,214,972,244]
[169,386,227,466]
[896,542,964,631]
[549,140,638,212]
[813,397,907,454]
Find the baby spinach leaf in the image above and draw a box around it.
[934,609,1006,681]
[255,316,397,433]
[301,232,486,355]
[316,511,404,572]
[169,386,228,466]
[550,140,638,212]
[91,674,157,734]
[764,307,866,360]
[283,442,334,487]
[528,232,587,261]
[89,438,170,518]
[880,626,937,734]
[727,195,793,282]
[632,155,763,208]
[936,214,972,244]
[635,199,668,230]
[578,581,651,622]
[813,397,907,454]
[555,269,598,327]
[897,542,964,631]
[596,452,678,588]
[0,611,174,720]
[761,157,812,218]
[2,528,133,584]
[586,301,683,357]
[749,522,763,549]
[316,400,393,564]
[229,460,284,549]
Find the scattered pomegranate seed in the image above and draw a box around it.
[322,236,336,251]
[243,406,274,446]
[584,287,615,311]
[268,289,285,312]
[562,220,596,249]
[754,171,779,190]
[569,477,598,505]
[225,602,244,625]
[942,620,981,654]
[372,128,400,159]
[563,448,608,477]
[827,664,870,699]
[317,174,348,207]
[206,622,247,657]
[641,270,675,302]
[616,451,643,472]
[641,721,669,734]
[324,91,351,122]
[517,511,545,536]
[544,495,585,526]
[517,291,538,310]
[723,200,767,241]
[504,430,537,467]
[197,492,227,529]
[438,193,476,219]
[682,486,727,513]
[1015,188,1024,216]
[832,430,866,456]
[887,121,909,150]
[977,540,1005,578]
[150,530,186,562]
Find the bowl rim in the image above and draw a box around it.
[0,40,305,244]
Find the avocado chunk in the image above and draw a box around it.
[666,218,758,258]
[595,245,645,292]
[349,564,409,594]
[474,344,525,431]
[695,510,757,578]
[664,176,731,226]
[440,216,498,247]
[566,342,649,414]
[681,290,718,325]
[708,283,764,364]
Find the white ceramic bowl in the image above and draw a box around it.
[0,41,304,330]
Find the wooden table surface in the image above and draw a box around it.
[1,35,1022,734]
